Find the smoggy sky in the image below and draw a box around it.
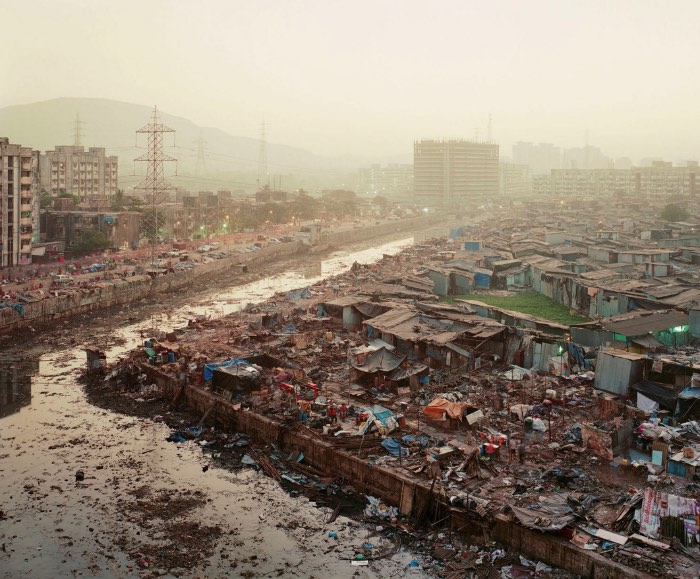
[4,0,700,162]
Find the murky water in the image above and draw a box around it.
[0,238,428,578]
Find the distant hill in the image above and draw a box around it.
[0,98,348,192]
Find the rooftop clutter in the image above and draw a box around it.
[92,204,700,576]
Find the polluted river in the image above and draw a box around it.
[0,237,433,579]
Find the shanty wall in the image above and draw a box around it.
[658,236,700,248]
[589,290,629,319]
[593,352,645,395]
[142,364,650,579]
[689,310,700,338]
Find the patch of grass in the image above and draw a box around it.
[442,291,588,326]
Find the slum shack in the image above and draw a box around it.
[211,362,261,401]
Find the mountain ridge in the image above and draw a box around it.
[0,97,359,191]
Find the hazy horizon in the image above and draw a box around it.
[4,0,700,163]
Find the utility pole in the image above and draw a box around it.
[73,113,84,146]
[135,106,177,264]
[257,120,268,189]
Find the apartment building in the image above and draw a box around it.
[632,161,698,197]
[548,162,699,197]
[414,139,499,207]
[357,163,413,198]
[0,138,39,268]
[499,161,531,197]
[40,145,118,202]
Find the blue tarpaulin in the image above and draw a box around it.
[204,358,248,381]
[381,438,408,457]
[0,302,25,315]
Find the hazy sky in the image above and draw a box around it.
[4,0,700,162]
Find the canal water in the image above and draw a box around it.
[0,238,430,578]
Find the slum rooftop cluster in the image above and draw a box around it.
[122,203,700,575]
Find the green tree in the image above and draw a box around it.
[126,196,145,211]
[40,189,53,209]
[292,191,320,220]
[661,203,689,221]
[322,189,357,219]
[74,230,111,253]
[111,189,126,211]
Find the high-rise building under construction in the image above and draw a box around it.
[414,139,499,207]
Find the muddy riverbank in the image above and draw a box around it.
[1,237,440,578]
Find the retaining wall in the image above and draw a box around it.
[142,365,650,579]
[0,216,444,334]
[0,240,304,334]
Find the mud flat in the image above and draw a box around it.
[0,238,435,578]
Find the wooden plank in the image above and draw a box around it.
[629,533,670,551]
[594,528,628,545]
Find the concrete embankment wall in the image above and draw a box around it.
[320,217,432,246]
[142,365,648,579]
[0,239,305,334]
[0,216,443,334]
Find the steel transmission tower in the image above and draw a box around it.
[73,113,84,146]
[195,132,207,176]
[135,106,176,262]
[257,120,268,188]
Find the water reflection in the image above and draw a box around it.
[0,356,38,418]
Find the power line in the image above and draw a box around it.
[171,145,341,174]
[118,173,257,188]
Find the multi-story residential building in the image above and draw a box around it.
[499,161,531,197]
[549,161,699,197]
[550,169,629,197]
[0,138,39,268]
[532,174,551,196]
[632,161,698,197]
[40,145,118,203]
[414,139,499,207]
[356,163,413,198]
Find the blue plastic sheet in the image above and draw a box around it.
[381,437,408,457]
[203,358,247,381]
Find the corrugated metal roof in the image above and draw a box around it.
[601,310,688,336]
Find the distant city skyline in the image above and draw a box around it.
[4,1,700,164]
